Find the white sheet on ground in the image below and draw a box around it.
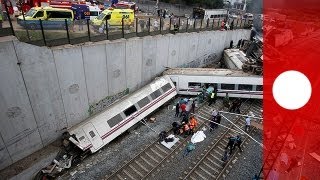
[161,134,179,149]
[191,131,206,144]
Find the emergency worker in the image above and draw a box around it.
[182,122,191,137]
[188,115,198,133]
[208,91,215,106]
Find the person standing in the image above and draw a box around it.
[225,136,236,153]
[175,102,180,117]
[153,19,159,31]
[139,19,145,31]
[285,156,301,173]
[78,13,84,31]
[223,92,230,108]
[230,20,234,30]
[190,100,196,114]
[162,8,167,18]
[245,116,251,132]
[180,103,187,117]
[235,98,242,113]
[208,91,215,106]
[232,135,243,152]
[215,112,222,128]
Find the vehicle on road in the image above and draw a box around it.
[90,7,134,28]
[17,7,74,29]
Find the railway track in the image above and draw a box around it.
[105,99,261,180]
[183,100,262,180]
[105,99,225,180]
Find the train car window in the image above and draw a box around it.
[188,82,201,88]
[124,105,137,117]
[89,131,96,138]
[79,136,85,141]
[172,81,177,86]
[221,84,235,90]
[161,83,172,92]
[256,85,263,91]
[150,89,162,100]
[107,114,123,128]
[138,96,150,108]
[238,84,253,91]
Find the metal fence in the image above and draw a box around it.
[1,14,252,47]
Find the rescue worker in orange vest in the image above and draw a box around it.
[188,115,198,134]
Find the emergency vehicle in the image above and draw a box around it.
[17,6,73,29]
[71,3,101,21]
[193,7,228,20]
[91,7,134,28]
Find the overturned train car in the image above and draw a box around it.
[67,76,177,153]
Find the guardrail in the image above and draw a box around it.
[1,13,252,47]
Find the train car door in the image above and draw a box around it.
[83,123,103,151]
[169,76,179,90]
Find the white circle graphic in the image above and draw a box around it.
[272,70,312,110]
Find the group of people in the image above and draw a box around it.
[172,115,198,138]
[221,20,235,31]
[172,98,198,136]
[224,135,243,158]
[175,98,195,117]
[139,18,165,31]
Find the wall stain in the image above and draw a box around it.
[6,107,22,119]
[88,88,129,116]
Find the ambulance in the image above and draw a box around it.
[90,7,134,28]
[17,7,74,29]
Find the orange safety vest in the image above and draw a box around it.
[189,118,198,129]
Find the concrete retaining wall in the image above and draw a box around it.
[0,29,250,171]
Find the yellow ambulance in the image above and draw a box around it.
[90,7,134,28]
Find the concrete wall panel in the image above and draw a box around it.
[126,38,143,91]
[82,43,109,105]
[196,32,207,60]
[53,47,89,127]
[155,35,169,76]
[177,33,189,66]
[0,41,42,166]
[14,41,67,145]
[167,34,180,68]
[186,32,199,65]
[0,136,12,170]
[6,129,43,162]
[142,36,157,85]
[106,40,127,95]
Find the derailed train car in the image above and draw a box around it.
[163,68,263,99]
[67,75,177,153]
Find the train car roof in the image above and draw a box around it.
[163,68,261,77]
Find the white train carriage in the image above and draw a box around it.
[163,68,263,99]
[67,76,177,153]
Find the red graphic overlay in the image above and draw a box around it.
[264,0,320,179]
